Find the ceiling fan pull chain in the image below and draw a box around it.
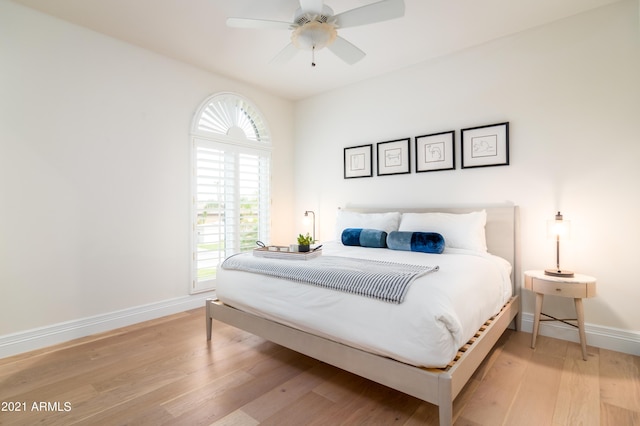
[311,45,316,67]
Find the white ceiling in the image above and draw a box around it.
[12,0,621,100]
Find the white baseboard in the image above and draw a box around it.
[3,300,637,360]
[0,292,215,359]
[520,312,640,356]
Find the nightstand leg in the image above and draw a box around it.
[574,298,588,360]
[532,292,543,349]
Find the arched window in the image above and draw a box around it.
[191,93,271,293]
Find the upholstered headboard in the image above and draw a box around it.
[341,204,520,296]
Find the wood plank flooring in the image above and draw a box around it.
[1,307,638,425]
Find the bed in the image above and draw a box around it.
[206,205,520,426]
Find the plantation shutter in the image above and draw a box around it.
[193,139,270,292]
[191,93,271,294]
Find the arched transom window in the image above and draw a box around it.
[195,94,270,143]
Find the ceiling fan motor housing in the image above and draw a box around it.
[293,5,334,25]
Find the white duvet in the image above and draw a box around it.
[216,241,513,368]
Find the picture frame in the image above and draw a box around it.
[461,122,509,169]
[377,138,410,176]
[415,130,455,173]
[344,144,373,179]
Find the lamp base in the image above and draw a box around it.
[545,268,574,278]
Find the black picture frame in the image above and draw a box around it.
[461,122,509,168]
[415,130,455,172]
[376,138,410,176]
[344,144,373,179]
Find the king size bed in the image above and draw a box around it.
[206,205,520,426]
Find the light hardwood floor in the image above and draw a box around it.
[1,307,639,425]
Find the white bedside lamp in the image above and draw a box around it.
[545,211,574,277]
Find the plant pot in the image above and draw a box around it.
[298,244,310,252]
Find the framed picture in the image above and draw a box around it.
[461,122,509,168]
[377,138,410,176]
[344,144,373,179]
[415,130,455,173]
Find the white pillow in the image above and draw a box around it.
[398,210,487,252]
[334,210,401,240]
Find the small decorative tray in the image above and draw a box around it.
[253,246,322,260]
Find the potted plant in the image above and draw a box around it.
[297,233,314,252]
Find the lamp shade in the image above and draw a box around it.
[547,211,570,239]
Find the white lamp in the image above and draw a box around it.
[545,211,574,277]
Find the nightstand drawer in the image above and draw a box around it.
[530,277,588,298]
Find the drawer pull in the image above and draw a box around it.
[556,288,562,292]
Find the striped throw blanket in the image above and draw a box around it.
[221,254,439,304]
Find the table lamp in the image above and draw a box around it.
[545,211,574,277]
[303,210,316,242]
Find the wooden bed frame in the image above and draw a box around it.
[206,205,520,426]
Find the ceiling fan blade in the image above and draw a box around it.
[334,0,405,28]
[328,36,366,65]
[226,17,292,30]
[299,0,325,14]
[270,43,299,64]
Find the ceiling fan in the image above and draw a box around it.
[227,0,405,66]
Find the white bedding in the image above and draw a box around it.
[216,241,512,368]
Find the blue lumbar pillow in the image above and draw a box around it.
[360,229,388,248]
[341,228,388,248]
[341,228,362,246]
[387,231,445,254]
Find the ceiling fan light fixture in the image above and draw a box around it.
[291,21,337,51]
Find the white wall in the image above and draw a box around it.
[2,0,638,357]
[0,2,294,338]
[294,1,640,345]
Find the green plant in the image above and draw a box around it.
[297,233,313,245]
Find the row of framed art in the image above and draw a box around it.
[344,122,509,178]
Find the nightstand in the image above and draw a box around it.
[524,270,596,360]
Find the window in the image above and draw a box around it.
[190,93,271,293]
